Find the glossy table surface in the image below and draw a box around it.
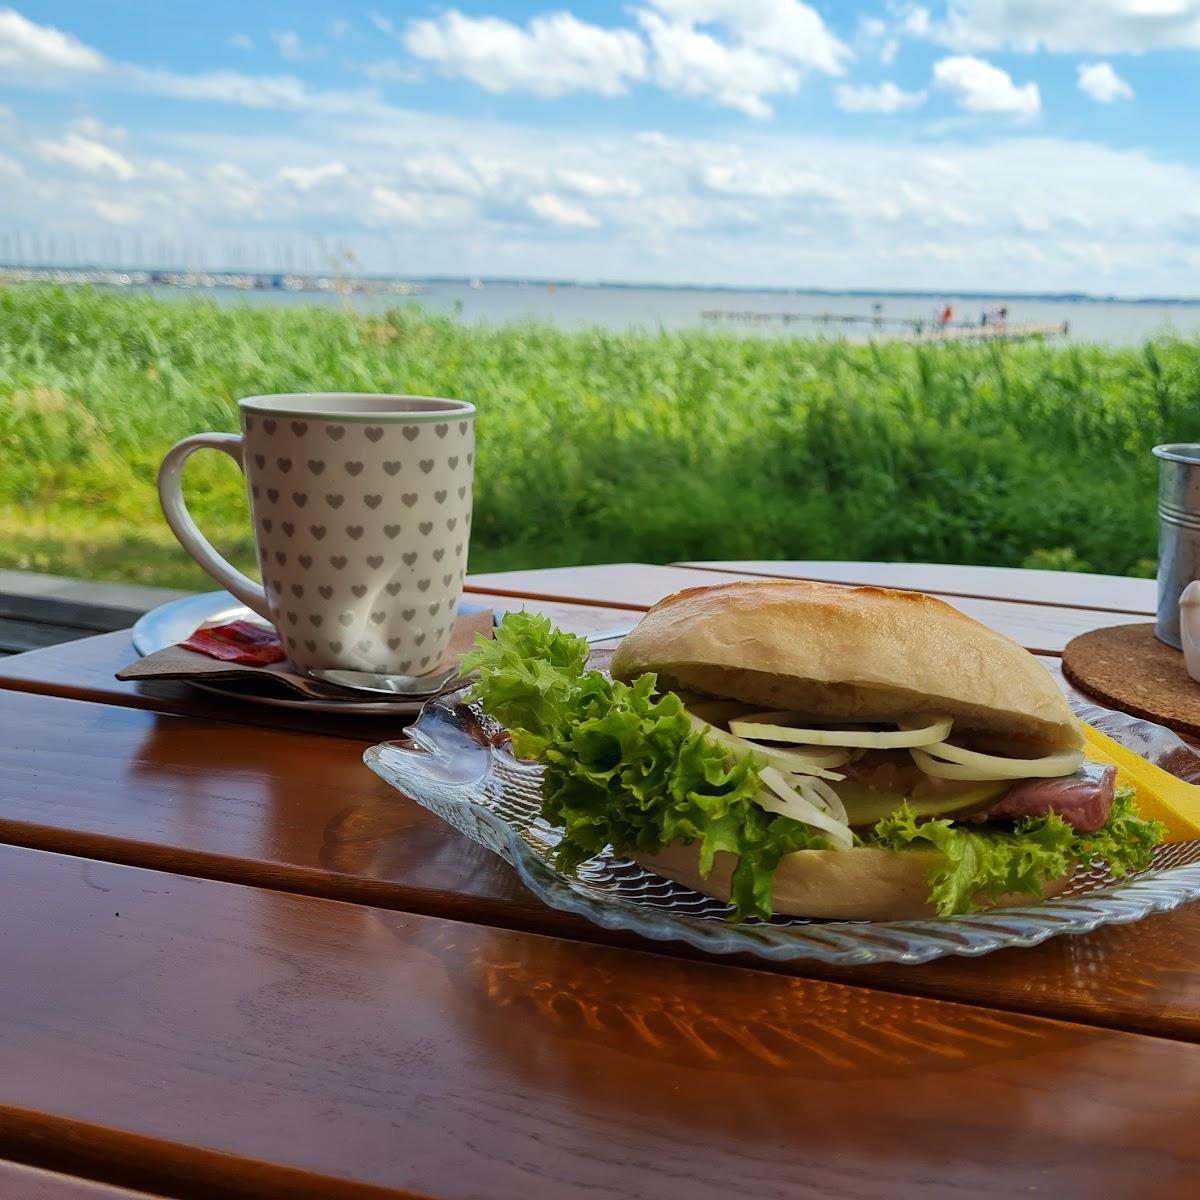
[0,561,1194,1200]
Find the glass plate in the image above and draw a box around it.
[364,690,1200,965]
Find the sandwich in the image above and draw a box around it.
[462,580,1164,921]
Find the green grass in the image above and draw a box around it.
[0,283,1185,590]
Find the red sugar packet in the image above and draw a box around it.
[179,620,286,665]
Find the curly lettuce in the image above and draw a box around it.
[462,612,820,920]
[872,788,1163,916]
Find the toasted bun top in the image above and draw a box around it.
[610,579,1082,751]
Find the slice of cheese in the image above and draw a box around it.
[1082,723,1200,842]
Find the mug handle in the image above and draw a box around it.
[157,433,271,621]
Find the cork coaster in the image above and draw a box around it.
[1062,622,1200,738]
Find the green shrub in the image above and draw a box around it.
[0,284,1185,588]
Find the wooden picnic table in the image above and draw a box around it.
[0,562,1196,1199]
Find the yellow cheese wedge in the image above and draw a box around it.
[1082,723,1200,842]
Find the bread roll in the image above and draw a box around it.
[611,579,1081,751]
[634,841,1071,921]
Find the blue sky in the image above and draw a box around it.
[3,2,1200,292]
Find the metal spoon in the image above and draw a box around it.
[308,625,636,699]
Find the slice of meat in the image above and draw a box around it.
[973,761,1116,832]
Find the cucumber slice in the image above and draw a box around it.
[837,779,1010,830]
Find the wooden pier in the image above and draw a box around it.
[701,309,1068,342]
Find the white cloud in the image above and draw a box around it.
[35,133,137,180]
[278,161,348,190]
[69,115,126,142]
[361,59,423,83]
[368,11,396,37]
[700,161,847,200]
[635,1,849,117]
[271,31,305,61]
[405,10,647,97]
[933,55,1040,117]
[835,81,926,113]
[556,168,641,198]
[8,96,1200,293]
[645,1,849,75]
[93,197,143,224]
[0,150,23,176]
[637,11,798,118]
[528,192,600,228]
[1078,62,1133,103]
[229,33,253,51]
[937,1,1200,53]
[329,19,350,40]
[366,185,473,226]
[0,7,106,72]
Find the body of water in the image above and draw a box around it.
[140,279,1200,346]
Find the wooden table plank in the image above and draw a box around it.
[0,687,568,939]
[0,1162,163,1199]
[0,595,634,733]
[675,559,1158,615]
[467,563,1138,655]
[4,687,1200,1043]
[3,844,1200,1200]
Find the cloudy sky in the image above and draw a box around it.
[2,2,1200,293]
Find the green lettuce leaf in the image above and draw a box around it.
[462,611,820,920]
[871,787,1163,916]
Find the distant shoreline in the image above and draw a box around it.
[2,265,1199,307]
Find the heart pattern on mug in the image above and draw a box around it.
[215,403,471,675]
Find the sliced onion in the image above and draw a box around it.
[684,710,851,780]
[757,768,853,850]
[801,775,849,825]
[729,713,953,749]
[911,743,1083,781]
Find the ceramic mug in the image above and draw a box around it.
[158,393,475,674]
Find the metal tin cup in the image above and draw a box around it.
[1152,443,1200,649]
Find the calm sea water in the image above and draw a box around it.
[147,280,1200,347]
